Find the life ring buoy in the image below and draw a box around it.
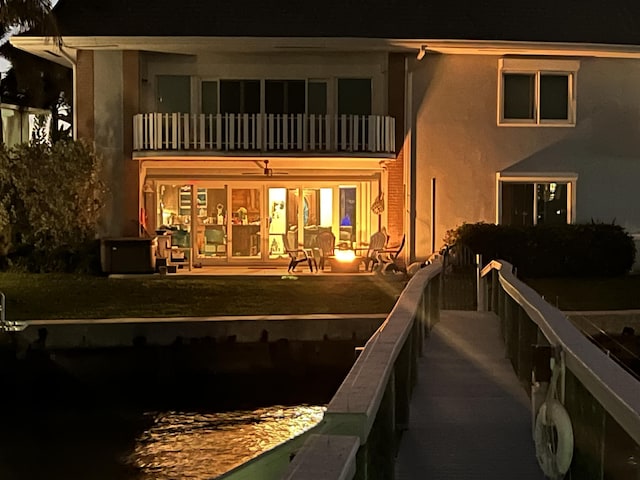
[535,399,574,479]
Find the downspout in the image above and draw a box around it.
[403,56,415,262]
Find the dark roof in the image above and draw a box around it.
[41,0,640,46]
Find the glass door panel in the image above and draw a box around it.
[230,187,261,258]
[156,183,193,264]
[281,188,300,251]
[502,183,534,226]
[301,188,334,249]
[197,187,228,259]
[268,188,287,259]
[339,187,356,247]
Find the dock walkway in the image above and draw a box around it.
[395,310,545,479]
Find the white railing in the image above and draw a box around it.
[480,260,640,451]
[133,113,396,154]
[219,262,442,480]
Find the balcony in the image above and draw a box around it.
[133,113,395,154]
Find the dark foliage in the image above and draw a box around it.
[445,222,636,277]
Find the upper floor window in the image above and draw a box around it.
[265,80,305,114]
[308,81,327,115]
[220,80,260,114]
[338,78,371,115]
[498,59,579,126]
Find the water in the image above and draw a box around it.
[0,403,324,479]
[0,345,345,479]
[130,406,324,479]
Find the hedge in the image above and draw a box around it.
[445,222,636,277]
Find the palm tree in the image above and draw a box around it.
[0,0,55,37]
[0,0,64,145]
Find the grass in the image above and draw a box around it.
[525,275,640,311]
[0,273,407,321]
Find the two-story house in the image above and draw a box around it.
[12,0,640,266]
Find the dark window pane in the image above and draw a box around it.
[540,75,569,120]
[287,81,305,114]
[338,79,371,115]
[536,183,568,225]
[201,81,218,114]
[157,75,191,113]
[502,183,534,226]
[503,74,534,120]
[308,82,327,114]
[339,187,356,244]
[220,80,260,114]
[220,80,241,114]
[243,80,260,114]
[265,81,285,114]
[265,80,305,114]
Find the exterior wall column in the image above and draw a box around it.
[122,51,140,236]
[75,50,94,142]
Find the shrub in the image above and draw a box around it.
[0,140,106,273]
[445,222,636,277]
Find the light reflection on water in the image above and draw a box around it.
[129,405,326,479]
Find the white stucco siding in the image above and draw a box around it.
[412,54,640,258]
[138,52,388,115]
[94,51,125,236]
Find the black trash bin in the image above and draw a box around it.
[100,237,156,274]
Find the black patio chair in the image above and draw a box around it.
[377,234,406,273]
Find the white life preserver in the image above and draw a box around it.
[534,399,574,479]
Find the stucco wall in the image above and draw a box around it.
[411,54,640,259]
[138,52,388,115]
[94,51,125,236]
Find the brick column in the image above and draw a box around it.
[386,53,406,245]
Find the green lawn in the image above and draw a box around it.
[525,276,640,311]
[0,273,407,320]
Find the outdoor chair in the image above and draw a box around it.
[282,232,317,273]
[356,230,388,272]
[315,230,336,270]
[376,234,406,273]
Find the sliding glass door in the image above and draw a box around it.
[152,180,371,264]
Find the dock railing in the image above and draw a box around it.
[219,261,442,480]
[0,291,25,332]
[480,259,640,479]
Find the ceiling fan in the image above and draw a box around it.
[242,160,289,176]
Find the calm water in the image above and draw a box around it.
[0,404,324,479]
[0,346,343,479]
[130,406,324,479]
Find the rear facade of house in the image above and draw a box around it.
[13,0,640,265]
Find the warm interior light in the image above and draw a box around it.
[335,249,356,262]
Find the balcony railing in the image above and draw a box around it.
[133,113,395,154]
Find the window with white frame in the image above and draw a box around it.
[497,174,577,226]
[498,59,579,126]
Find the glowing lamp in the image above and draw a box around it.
[335,249,356,262]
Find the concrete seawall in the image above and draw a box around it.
[1,315,388,410]
[12,314,387,349]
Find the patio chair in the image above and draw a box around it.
[315,230,336,270]
[282,232,317,273]
[356,230,388,272]
[376,234,406,273]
